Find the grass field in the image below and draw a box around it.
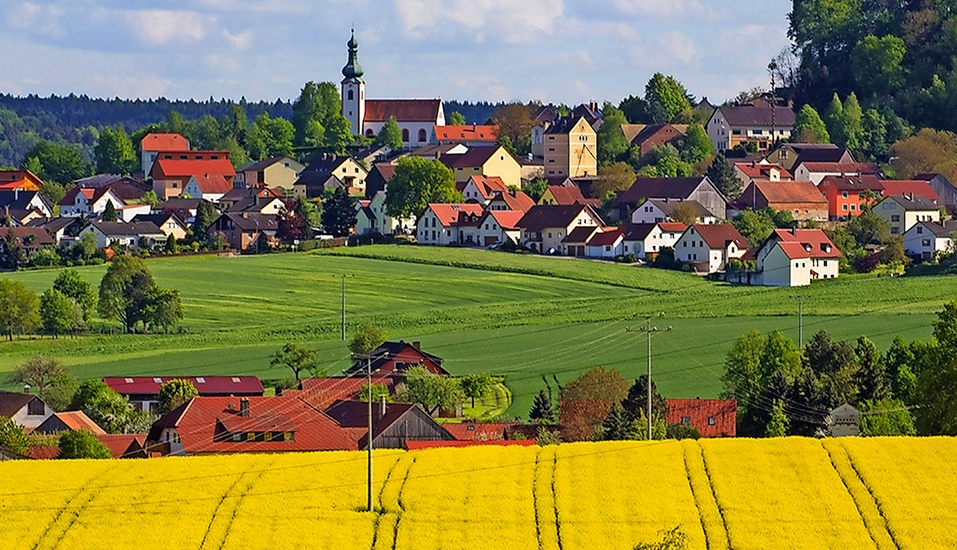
[0,246,952,417]
[1,437,955,549]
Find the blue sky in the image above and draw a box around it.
[0,0,793,106]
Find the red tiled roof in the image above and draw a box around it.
[546,185,591,206]
[407,440,537,450]
[191,174,232,194]
[441,422,509,441]
[484,210,526,230]
[666,398,736,438]
[59,186,116,206]
[96,434,147,458]
[151,158,236,179]
[104,376,264,397]
[0,180,39,191]
[880,180,940,202]
[364,99,442,123]
[588,229,625,246]
[147,396,355,454]
[799,162,880,174]
[749,180,828,206]
[141,133,189,152]
[769,228,842,259]
[54,411,106,435]
[427,203,485,227]
[658,222,689,233]
[734,162,793,180]
[27,446,59,460]
[435,125,499,142]
[488,189,535,212]
[294,378,390,411]
[467,175,509,200]
[687,224,747,250]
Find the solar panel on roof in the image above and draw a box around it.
[153,377,162,383]
[197,377,206,383]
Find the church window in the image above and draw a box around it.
[418,129,427,142]
[402,129,410,142]
[365,129,374,138]
[347,89,354,101]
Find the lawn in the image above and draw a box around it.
[0,246,950,417]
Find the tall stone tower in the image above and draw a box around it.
[341,30,365,137]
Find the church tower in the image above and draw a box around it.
[341,30,365,137]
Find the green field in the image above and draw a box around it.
[0,246,952,417]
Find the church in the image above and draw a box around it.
[340,31,446,146]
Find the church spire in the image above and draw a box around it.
[341,29,364,83]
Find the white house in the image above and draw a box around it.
[459,175,508,205]
[470,210,524,247]
[873,195,941,236]
[903,220,957,261]
[631,199,717,225]
[81,221,166,249]
[674,224,748,274]
[620,222,687,259]
[416,203,484,246]
[793,162,880,186]
[182,174,232,203]
[0,390,54,431]
[750,228,841,286]
[517,204,603,254]
[59,187,125,218]
[585,229,626,259]
[355,191,416,236]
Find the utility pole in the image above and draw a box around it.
[627,313,670,440]
[338,275,349,341]
[353,350,389,512]
[768,60,778,149]
[791,296,809,347]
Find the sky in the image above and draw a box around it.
[0,0,794,106]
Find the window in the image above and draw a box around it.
[27,399,44,416]
[891,227,900,234]
[708,416,716,426]
[246,432,256,441]
[347,89,354,100]
[365,129,374,138]
[401,129,410,142]
[682,416,691,424]
[418,129,427,142]
[891,215,900,222]
[922,239,931,246]
[842,204,848,211]
[842,191,848,199]
[850,204,856,211]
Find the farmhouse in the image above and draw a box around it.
[149,152,235,200]
[666,399,736,438]
[80,221,166,249]
[343,341,449,381]
[737,179,829,222]
[903,220,957,261]
[746,228,841,287]
[324,400,455,449]
[674,224,748,274]
[621,222,687,259]
[0,391,54,431]
[517,203,604,254]
[415,203,484,246]
[59,187,125,219]
[104,376,264,414]
[614,177,726,224]
[873,194,941,235]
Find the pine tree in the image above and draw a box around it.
[765,399,790,437]
[193,200,217,237]
[602,404,638,440]
[826,93,846,147]
[101,201,118,222]
[706,153,741,200]
[321,187,357,237]
[843,92,864,153]
[529,389,557,424]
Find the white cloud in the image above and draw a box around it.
[393,0,564,43]
[612,0,720,20]
[223,28,253,50]
[657,31,696,64]
[127,10,208,46]
[85,74,174,99]
[6,2,66,38]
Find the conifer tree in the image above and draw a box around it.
[529,389,557,424]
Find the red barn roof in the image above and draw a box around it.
[666,398,737,437]
[141,133,189,152]
[103,376,264,397]
[151,158,236,179]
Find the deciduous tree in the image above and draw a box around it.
[448,111,466,126]
[385,156,462,219]
[94,126,137,175]
[270,342,325,382]
[0,416,28,455]
[792,104,830,144]
[57,430,111,459]
[559,366,629,442]
[376,116,403,149]
[320,187,357,237]
[53,269,97,322]
[644,73,693,123]
[10,355,76,412]
[40,288,84,338]
[349,323,387,355]
[157,379,199,415]
[397,365,464,415]
[460,373,494,408]
[0,279,40,340]
[247,113,294,160]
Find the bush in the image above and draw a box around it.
[666,423,701,440]
[57,430,111,459]
[854,253,881,273]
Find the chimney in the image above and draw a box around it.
[379,395,387,419]
[14,188,18,201]
[412,341,420,350]
[791,227,797,236]
[240,398,249,417]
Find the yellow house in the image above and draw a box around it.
[543,117,597,178]
[236,157,305,194]
[440,145,522,187]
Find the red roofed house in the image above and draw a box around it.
[737,179,829,222]
[747,228,842,286]
[434,125,499,146]
[97,434,149,458]
[486,188,536,212]
[339,32,445,144]
[140,133,190,175]
[517,203,604,254]
[290,378,389,411]
[620,124,688,163]
[459,175,509,205]
[470,209,525,246]
[324,400,455,449]
[0,169,43,191]
[149,151,235,200]
[416,203,485,245]
[538,185,599,208]
[818,176,940,220]
[585,228,626,259]
[147,395,354,455]
[439,145,522,187]
[182,173,233,203]
[674,224,748,274]
[59,187,125,218]
[104,376,264,414]
[342,340,449,382]
[666,398,736,438]
[34,411,106,435]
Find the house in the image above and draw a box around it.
[585,228,626,259]
[97,434,149,458]
[146,395,354,456]
[149,152,235,200]
[104,376,265,414]
[440,145,522,187]
[296,154,368,196]
[182,174,233,203]
[818,176,939,220]
[353,145,394,168]
[674,224,748,274]
[410,143,469,160]
[733,161,793,188]
[434,125,499,146]
[542,116,598,178]
[517,203,604,254]
[706,103,795,151]
[73,174,152,203]
[235,156,305,193]
[459,175,509,205]
[209,212,279,251]
[0,391,53,431]
[749,228,842,286]
[561,225,603,257]
[0,169,44,191]
[342,341,449,381]
[0,190,53,223]
[0,227,55,255]
[831,403,861,437]
[615,177,727,224]
[34,411,106,435]
[472,209,525,246]
[737,180,829,222]
[764,143,854,172]
[415,203,485,246]
[157,198,205,225]
[793,161,881,185]
[59,187,125,219]
[486,188,536,212]
[620,222,687,259]
[340,32,446,142]
[227,196,285,216]
[131,213,188,241]
[666,398,736,438]
[538,185,599,208]
[620,124,688,163]
[873,194,941,236]
[26,217,85,247]
[916,173,957,211]
[364,163,396,199]
[631,199,717,224]
[324,400,455,448]
[140,133,190,175]
[903,220,957,261]
[80,221,165,249]
[355,190,416,236]
[219,187,282,211]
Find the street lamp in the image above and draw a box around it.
[626,313,671,440]
[352,350,389,512]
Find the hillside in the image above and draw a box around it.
[0,247,951,417]
[0,438,953,549]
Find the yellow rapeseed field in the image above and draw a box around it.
[1,438,955,550]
